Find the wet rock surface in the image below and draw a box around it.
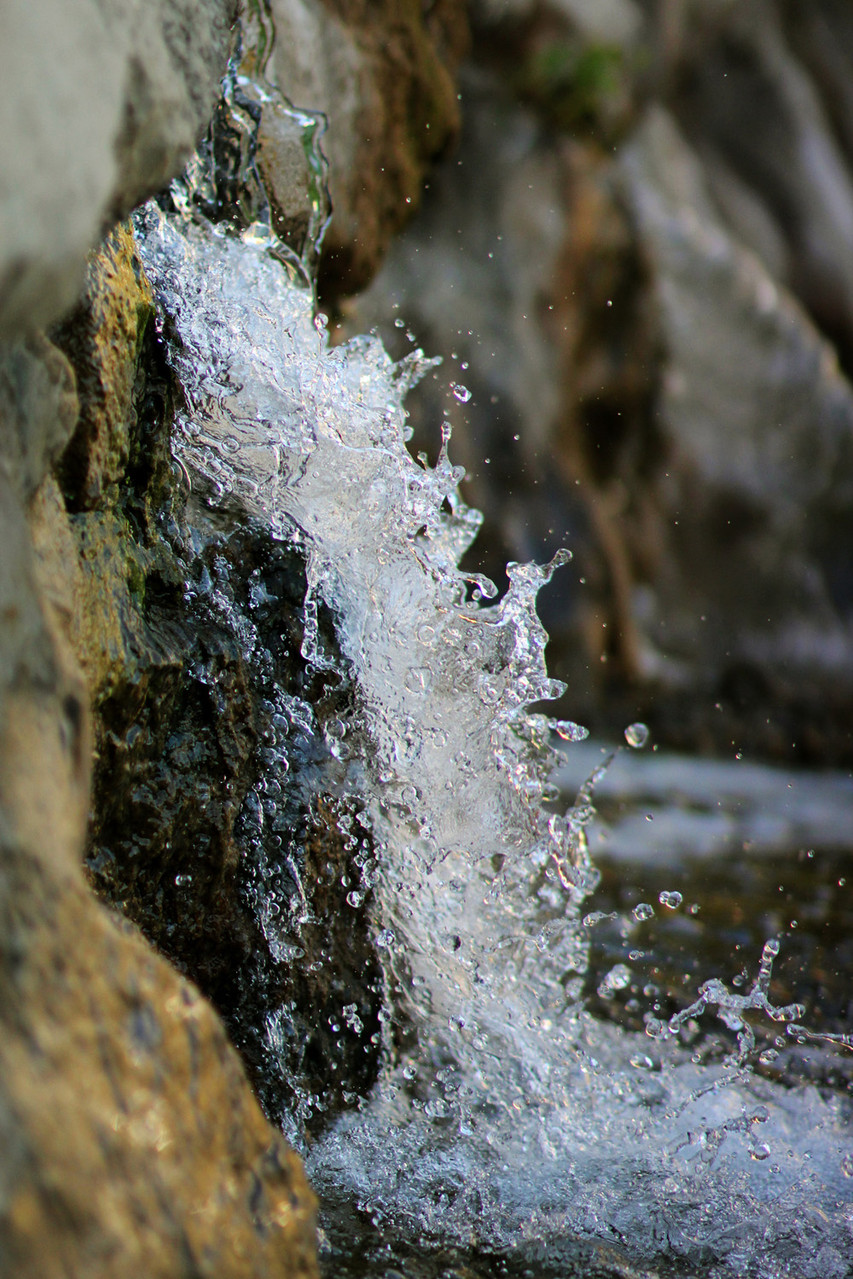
[0,456,319,1276]
[46,225,384,1136]
[0,12,325,1272]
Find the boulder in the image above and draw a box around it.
[0,457,319,1277]
[0,0,237,338]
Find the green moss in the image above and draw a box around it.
[518,39,631,138]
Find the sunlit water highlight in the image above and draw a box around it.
[133,19,853,1277]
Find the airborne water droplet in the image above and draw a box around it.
[632,902,655,922]
[450,382,471,402]
[624,722,649,749]
[658,890,683,909]
[597,963,632,998]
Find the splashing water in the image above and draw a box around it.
[134,15,853,1279]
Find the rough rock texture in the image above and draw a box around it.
[672,0,853,373]
[0,424,319,1277]
[0,3,328,1260]
[0,0,237,339]
[267,0,470,298]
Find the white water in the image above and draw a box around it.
[133,23,853,1278]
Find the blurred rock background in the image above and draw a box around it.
[335,0,853,764]
[2,0,853,1275]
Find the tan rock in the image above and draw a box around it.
[268,0,470,297]
[53,223,155,511]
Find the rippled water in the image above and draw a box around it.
[134,15,853,1278]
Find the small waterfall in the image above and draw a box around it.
[134,13,853,1278]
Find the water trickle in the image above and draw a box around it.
[133,12,853,1277]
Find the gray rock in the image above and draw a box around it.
[620,106,853,690]
[0,335,79,501]
[674,0,853,367]
[0,0,236,338]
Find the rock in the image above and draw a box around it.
[672,0,853,372]
[618,107,853,712]
[0,459,319,1277]
[51,224,155,511]
[0,335,79,502]
[0,0,237,338]
[266,0,469,298]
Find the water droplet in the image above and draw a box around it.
[597,963,632,998]
[630,1054,655,1070]
[624,722,649,749]
[346,890,364,908]
[841,1153,853,1178]
[450,383,471,402]
[174,873,193,887]
[659,891,683,910]
[554,720,589,743]
[633,902,655,922]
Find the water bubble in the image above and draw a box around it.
[658,891,683,910]
[583,911,617,929]
[632,902,655,922]
[346,890,364,908]
[174,873,193,887]
[404,666,433,694]
[624,722,649,748]
[554,720,589,743]
[630,1054,655,1070]
[597,963,632,998]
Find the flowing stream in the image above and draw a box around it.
[135,13,853,1277]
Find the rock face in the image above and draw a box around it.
[0,2,323,1274]
[0,0,238,339]
[0,350,319,1276]
[268,0,470,297]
